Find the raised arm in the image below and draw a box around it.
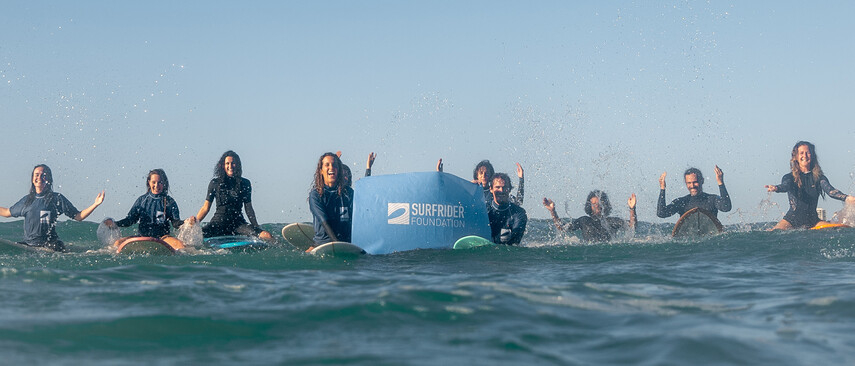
[656,172,676,218]
[542,197,565,231]
[74,190,105,221]
[365,152,376,177]
[0,207,10,218]
[515,163,525,205]
[627,193,637,230]
[436,158,443,172]
[714,165,732,212]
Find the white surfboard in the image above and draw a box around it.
[281,223,315,251]
[310,241,365,256]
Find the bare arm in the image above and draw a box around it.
[627,193,637,230]
[74,190,105,221]
[195,200,212,222]
[0,207,10,218]
[542,197,565,231]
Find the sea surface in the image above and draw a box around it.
[1,219,854,365]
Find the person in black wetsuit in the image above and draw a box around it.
[0,164,105,251]
[657,166,732,219]
[188,151,273,240]
[487,173,527,245]
[543,190,637,243]
[765,141,855,230]
[104,169,186,245]
[308,152,353,251]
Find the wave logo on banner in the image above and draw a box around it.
[387,203,409,225]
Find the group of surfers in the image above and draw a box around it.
[0,140,853,252]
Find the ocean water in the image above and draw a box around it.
[1,219,854,365]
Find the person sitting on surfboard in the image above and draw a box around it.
[187,151,273,240]
[543,190,637,243]
[103,169,186,246]
[765,141,855,230]
[487,173,527,245]
[308,152,353,250]
[0,164,105,251]
[657,166,731,219]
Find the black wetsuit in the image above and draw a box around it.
[774,172,849,228]
[202,177,261,237]
[566,215,632,243]
[115,192,182,237]
[308,186,354,244]
[657,184,732,218]
[8,192,79,251]
[487,200,527,245]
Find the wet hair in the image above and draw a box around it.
[341,164,353,188]
[146,169,170,195]
[473,160,495,184]
[214,150,243,191]
[26,164,53,205]
[215,150,242,180]
[790,141,824,194]
[684,167,704,185]
[584,190,612,217]
[313,152,347,196]
[491,173,513,190]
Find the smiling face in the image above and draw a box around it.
[224,156,237,177]
[476,166,490,187]
[684,173,701,196]
[490,177,510,204]
[797,144,812,172]
[589,196,602,216]
[148,173,164,195]
[32,166,49,194]
[322,156,338,187]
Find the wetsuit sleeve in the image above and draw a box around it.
[516,177,524,205]
[167,196,183,229]
[819,176,849,201]
[114,196,143,227]
[242,178,252,203]
[55,194,81,219]
[775,174,792,193]
[657,189,679,218]
[365,169,371,177]
[309,190,328,223]
[716,184,732,212]
[510,211,527,245]
[205,179,218,203]
[8,196,29,217]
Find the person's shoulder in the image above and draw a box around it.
[240,177,252,185]
[511,203,526,215]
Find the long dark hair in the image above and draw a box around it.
[473,160,495,184]
[584,190,612,217]
[146,169,170,195]
[26,164,53,205]
[214,150,243,191]
[313,152,346,196]
[790,141,823,193]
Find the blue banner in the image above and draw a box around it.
[352,172,491,254]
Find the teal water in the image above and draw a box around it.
[1,220,854,365]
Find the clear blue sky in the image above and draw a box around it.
[2,1,854,225]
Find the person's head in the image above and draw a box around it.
[473,160,495,187]
[215,150,242,179]
[490,173,513,204]
[30,164,53,195]
[314,152,345,195]
[789,141,824,189]
[584,190,612,217]
[683,167,704,196]
[146,169,169,195]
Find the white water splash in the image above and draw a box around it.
[177,222,203,248]
[96,218,121,247]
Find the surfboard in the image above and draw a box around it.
[204,235,269,252]
[310,241,365,256]
[810,222,850,230]
[115,236,182,255]
[672,207,724,238]
[0,238,54,254]
[453,235,494,249]
[281,223,315,251]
